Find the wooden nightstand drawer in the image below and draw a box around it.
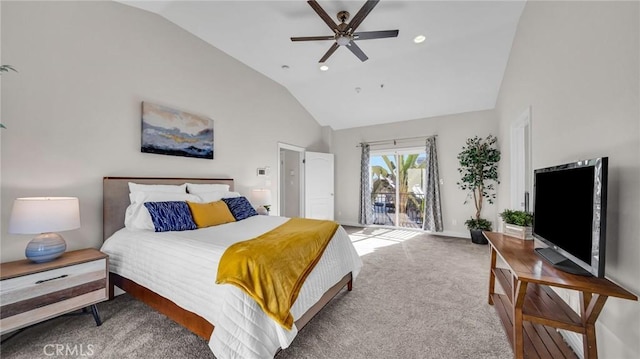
[1,259,106,304]
[0,249,108,334]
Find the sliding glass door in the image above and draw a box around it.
[370,148,426,228]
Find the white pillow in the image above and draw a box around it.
[124,192,200,231]
[128,182,187,194]
[186,183,230,194]
[196,191,241,203]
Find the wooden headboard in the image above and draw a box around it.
[103,177,234,241]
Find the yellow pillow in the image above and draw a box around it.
[187,201,236,228]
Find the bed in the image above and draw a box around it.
[101,177,362,359]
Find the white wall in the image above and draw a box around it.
[332,110,499,237]
[0,1,326,262]
[495,1,639,357]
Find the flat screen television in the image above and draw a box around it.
[532,157,608,277]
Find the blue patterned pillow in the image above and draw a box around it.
[143,201,197,232]
[222,197,258,221]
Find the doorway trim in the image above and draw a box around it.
[510,106,532,210]
[277,142,305,217]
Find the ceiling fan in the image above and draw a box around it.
[291,0,399,63]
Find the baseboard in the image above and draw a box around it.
[337,221,364,227]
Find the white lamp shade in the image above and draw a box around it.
[9,197,81,234]
[251,189,272,206]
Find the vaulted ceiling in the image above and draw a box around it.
[120,1,525,130]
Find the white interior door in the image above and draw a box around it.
[304,152,334,220]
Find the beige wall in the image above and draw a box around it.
[495,1,639,357]
[0,1,325,261]
[332,109,499,237]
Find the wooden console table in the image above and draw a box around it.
[484,232,637,359]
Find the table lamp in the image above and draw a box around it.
[251,189,272,215]
[9,197,80,263]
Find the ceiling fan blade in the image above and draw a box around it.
[354,29,399,40]
[319,42,340,63]
[347,0,379,33]
[346,41,369,62]
[307,0,338,32]
[291,35,336,42]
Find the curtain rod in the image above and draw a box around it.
[356,135,437,147]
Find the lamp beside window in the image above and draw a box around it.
[9,197,80,263]
[251,189,272,215]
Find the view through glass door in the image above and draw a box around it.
[370,148,426,228]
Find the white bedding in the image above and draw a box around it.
[101,215,362,359]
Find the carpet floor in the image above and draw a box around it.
[1,227,511,359]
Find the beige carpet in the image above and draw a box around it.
[1,227,511,359]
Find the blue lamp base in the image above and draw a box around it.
[25,233,67,263]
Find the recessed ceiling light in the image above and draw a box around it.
[413,35,426,44]
[319,65,329,71]
[281,65,290,70]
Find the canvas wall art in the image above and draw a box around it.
[141,102,214,159]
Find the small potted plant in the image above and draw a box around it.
[457,135,501,244]
[499,209,534,240]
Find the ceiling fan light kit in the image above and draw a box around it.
[336,35,352,46]
[291,0,399,63]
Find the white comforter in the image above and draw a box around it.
[101,216,362,359]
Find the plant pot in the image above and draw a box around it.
[470,229,488,244]
[503,224,533,240]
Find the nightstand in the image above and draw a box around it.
[0,249,109,335]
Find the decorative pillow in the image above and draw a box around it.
[186,183,230,194]
[196,191,241,203]
[125,192,200,231]
[128,182,187,195]
[222,197,258,221]
[187,201,236,228]
[143,201,197,232]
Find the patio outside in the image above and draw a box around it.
[371,153,426,228]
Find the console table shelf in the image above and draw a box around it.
[484,232,637,359]
[491,293,577,359]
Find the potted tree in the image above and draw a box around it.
[457,135,501,244]
[499,209,534,240]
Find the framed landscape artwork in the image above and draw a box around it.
[141,102,214,159]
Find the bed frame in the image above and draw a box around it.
[102,176,353,341]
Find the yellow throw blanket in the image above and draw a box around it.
[216,218,339,330]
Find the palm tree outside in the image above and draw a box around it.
[370,151,426,227]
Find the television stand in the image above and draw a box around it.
[484,232,637,359]
[534,247,592,276]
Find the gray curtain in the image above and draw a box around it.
[358,143,373,225]
[423,137,443,232]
